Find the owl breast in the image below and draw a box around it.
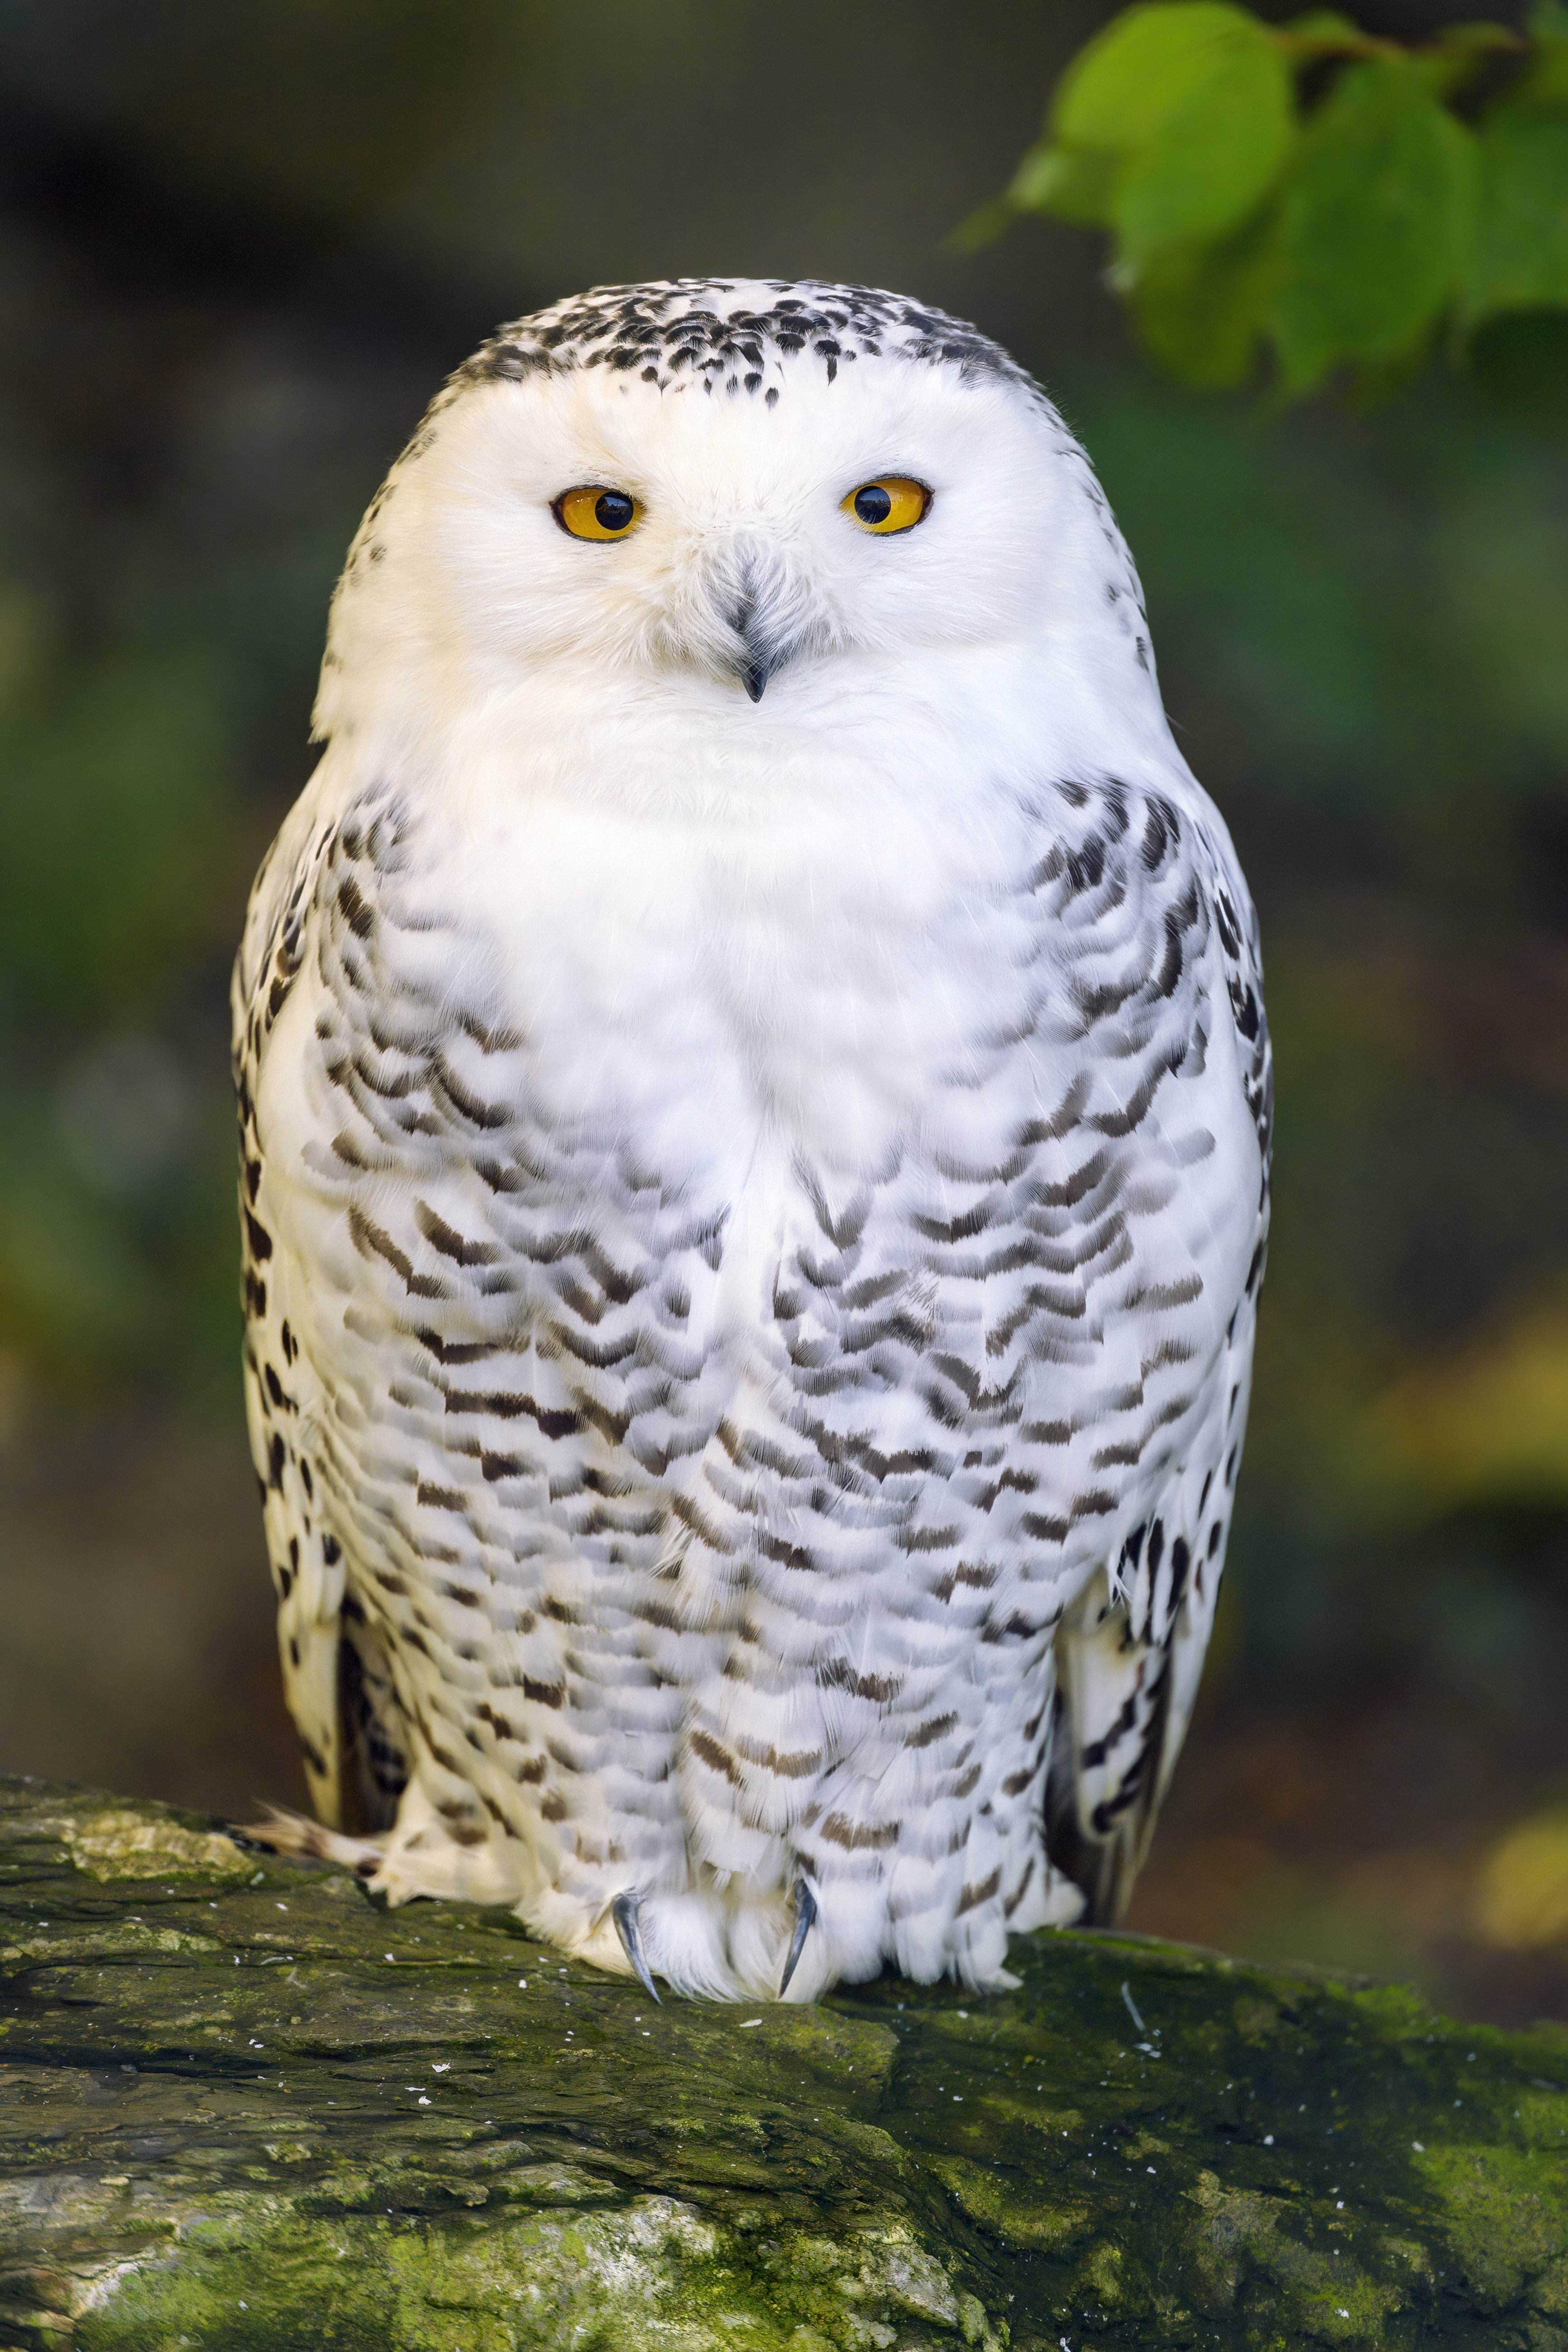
[236,748,1266,1998]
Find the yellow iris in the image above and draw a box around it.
[554,486,642,541]
[842,477,931,535]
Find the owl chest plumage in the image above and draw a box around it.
[236,737,1267,1991]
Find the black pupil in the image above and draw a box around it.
[854,484,893,527]
[594,491,634,532]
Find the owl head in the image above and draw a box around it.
[314,279,1163,779]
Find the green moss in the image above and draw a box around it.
[72,2200,1011,2352]
[1416,2142,1568,2309]
[927,2150,1093,2252]
[3,1777,1568,2349]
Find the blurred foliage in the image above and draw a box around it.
[0,309,378,1397]
[1477,1804,1568,1945]
[0,0,1565,1731]
[967,0,1568,393]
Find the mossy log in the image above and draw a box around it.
[2,1777,1567,2349]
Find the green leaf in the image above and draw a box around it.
[1131,217,1277,386]
[1112,35,1295,269]
[944,195,1018,255]
[1009,140,1120,225]
[1267,57,1476,394]
[1282,11,1369,42]
[955,0,1561,402]
[1465,102,1568,320]
[1024,3,1296,266]
[1512,15,1568,106]
[1053,2,1269,149]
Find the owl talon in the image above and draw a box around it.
[778,1878,817,1998]
[612,1891,661,2003]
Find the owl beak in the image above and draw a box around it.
[729,591,778,703]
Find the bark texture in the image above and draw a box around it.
[1,1775,1566,2349]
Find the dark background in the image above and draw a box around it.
[3,0,1566,2024]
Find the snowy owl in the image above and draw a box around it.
[235,278,1271,2003]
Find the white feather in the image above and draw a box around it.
[235,281,1270,2000]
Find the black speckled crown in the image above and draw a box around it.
[453,277,1036,407]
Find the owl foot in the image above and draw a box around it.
[778,1877,817,1997]
[231,1805,384,1880]
[612,1891,661,2003]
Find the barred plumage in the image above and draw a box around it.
[235,278,1270,2000]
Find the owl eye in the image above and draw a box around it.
[553,486,642,541]
[842,477,930,535]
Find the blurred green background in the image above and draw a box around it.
[2,0,1566,2024]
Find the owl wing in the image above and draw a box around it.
[1043,829,1271,1925]
[1041,1383,1241,1924]
[234,803,410,1835]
